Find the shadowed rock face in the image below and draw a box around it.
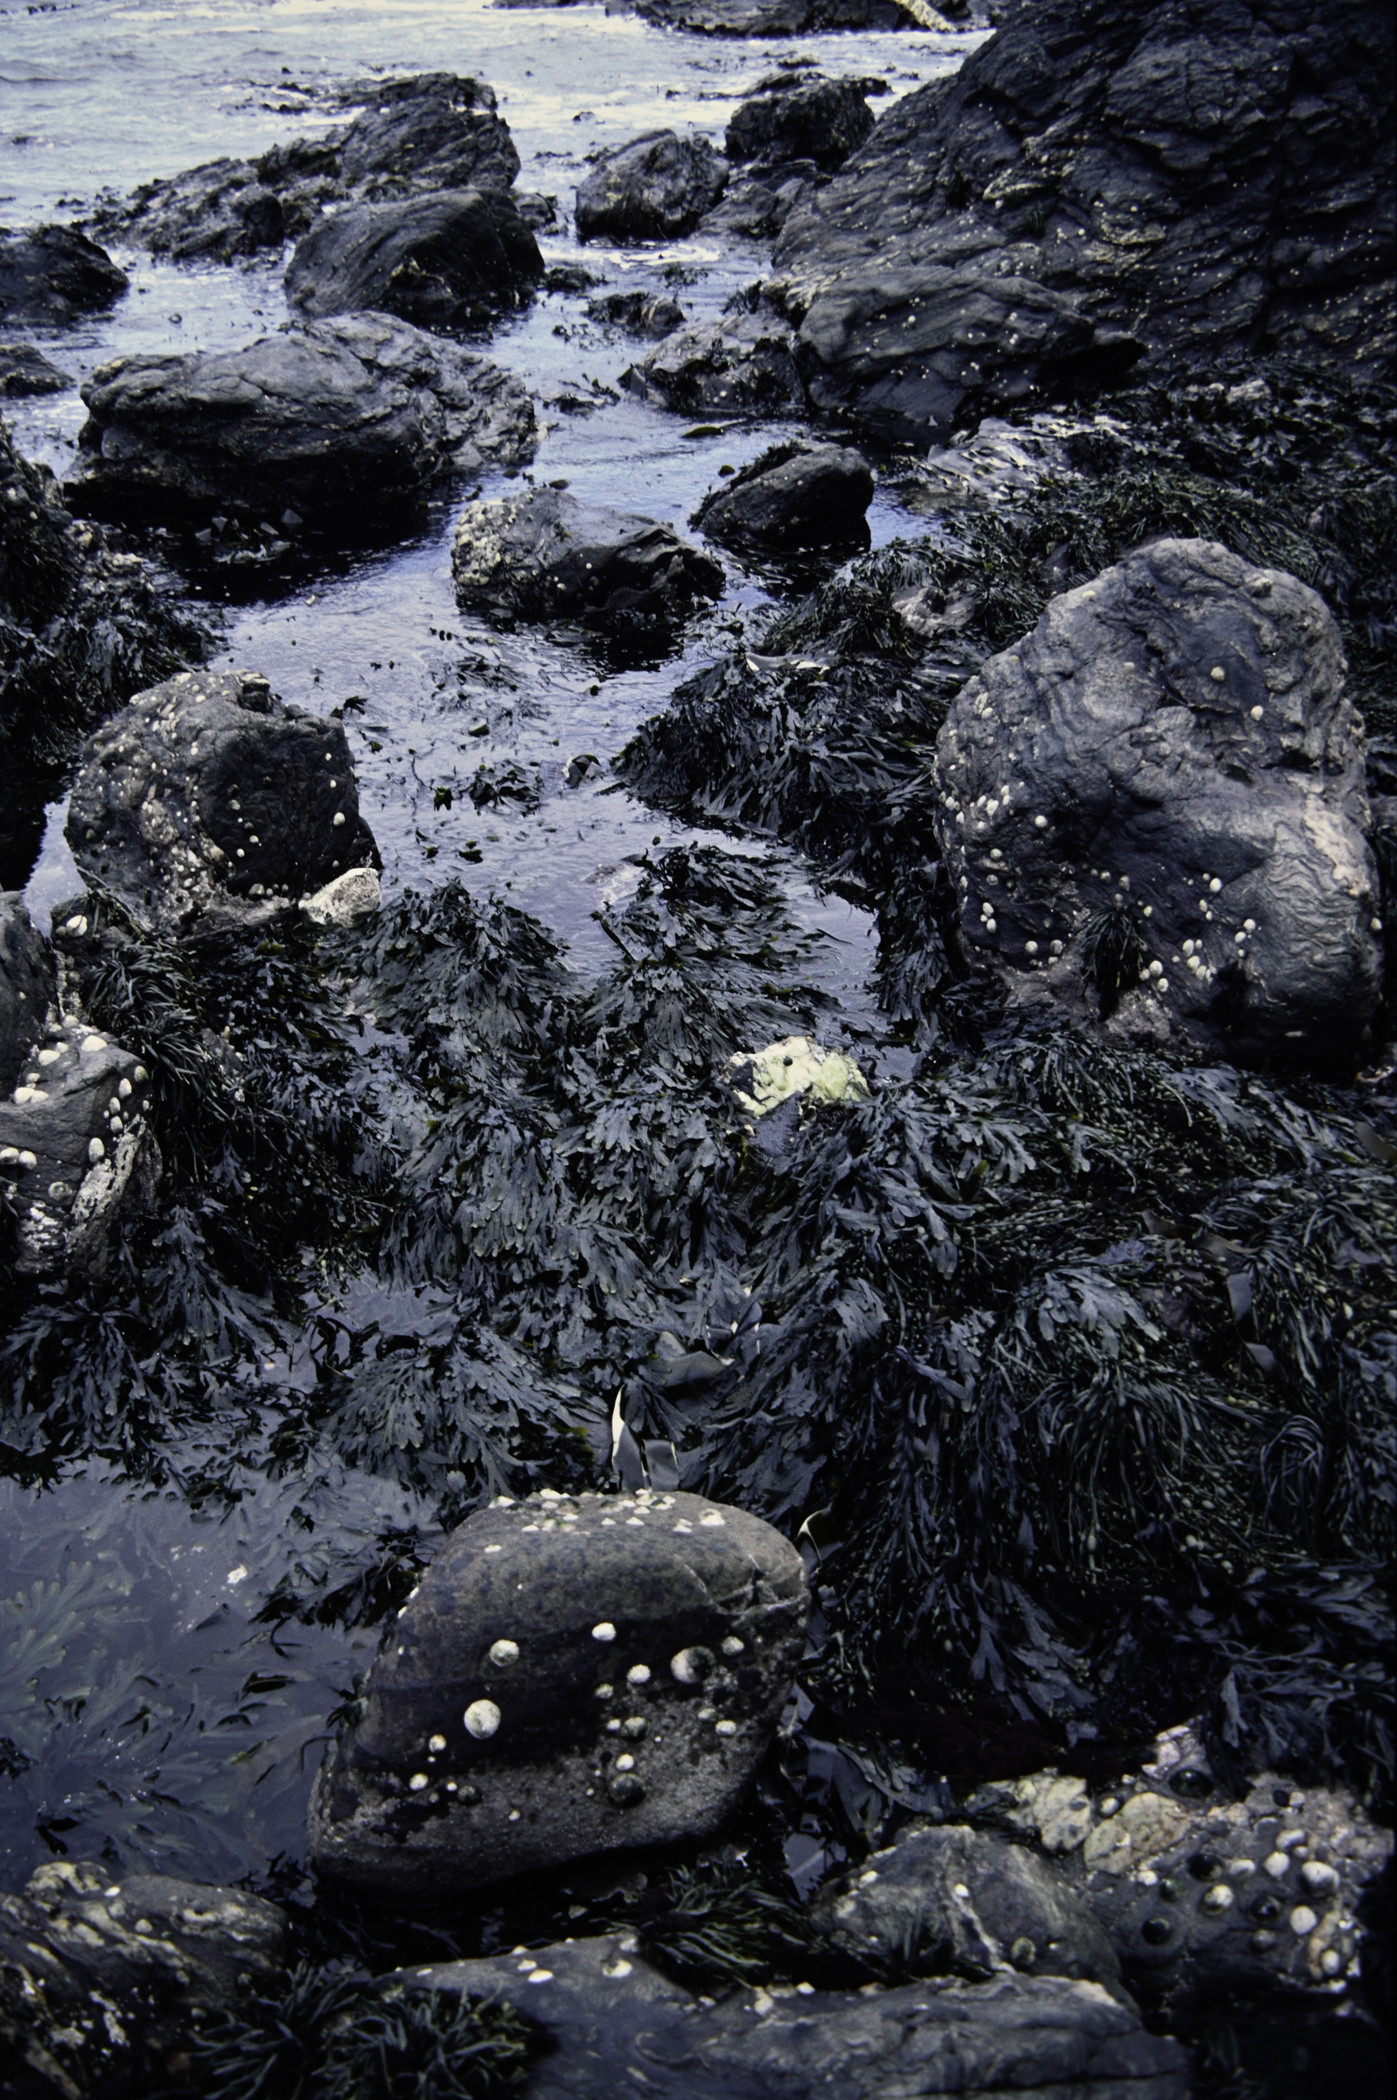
[575,130,728,242]
[284,188,542,327]
[771,0,1396,438]
[693,440,874,550]
[0,224,127,325]
[452,487,724,629]
[932,538,1382,1068]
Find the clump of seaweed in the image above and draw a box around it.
[1079,902,1147,1018]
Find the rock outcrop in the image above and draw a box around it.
[770,0,1397,439]
[693,440,873,550]
[0,344,73,396]
[452,487,724,628]
[725,73,877,171]
[308,1486,808,1898]
[575,131,728,243]
[931,539,1383,1067]
[0,224,127,325]
[284,188,542,327]
[66,667,378,934]
[622,312,804,416]
[67,312,537,526]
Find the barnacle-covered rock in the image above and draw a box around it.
[308,1487,808,1897]
[451,487,723,629]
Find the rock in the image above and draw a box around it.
[67,311,537,527]
[725,76,876,172]
[770,0,1396,439]
[451,487,723,629]
[693,440,873,550]
[809,1823,1124,1993]
[0,1015,160,1278]
[728,1036,869,1118]
[398,1936,1189,2098]
[633,0,919,32]
[66,667,378,935]
[575,132,728,243]
[0,1858,286,2098]
[705,166,819,241]
[284,189,543,327]
[0,896,55,1094]
[586,288,686,338]
[0,343,73,396]
[931,539,1383,1068]
[117,157,286,263]
[335,71,521,198]
[623,313,804,417]
[0,223,128,325]
[301,865,382,927]
[307,1486,808,1899]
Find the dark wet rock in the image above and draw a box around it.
[0,223,127,326]
[0,1858,286,2097]
[693,439,872,550]
[516,191,559,230]
[575,131,728,243]
[452,487,723,629]
[622,312,804,416]
[706,165,819,241]
[810,1823,1125,1993]
[0,342,73,396]
[399,1935,1189,2098]
[308,1487,807,1899]
[726,75,876,171]
[771,0,1397,440]
[117,157,286,263]
[932,538,1383,1069]
[68,311,537,527]
[0,896,53,1094]
[586,288,686,338]
[285,188,542,327]
[633,0,920,32]
[335,71,521,198]
[66,667,378,935]
[0,1013,160,1279]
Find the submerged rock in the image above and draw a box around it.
[725,74,876,171]
[0,895,54,1093]
[284,188,543,327]
[0,223,127,325]
[586,288,686,338]
[622,312,804,416]
[66,667,379,934]
[68,311,537,526]
[399,1935,1189,2098]
[932,539,1383,1068]
[693,440,873,550]
[0,342,73,396]
[452,487,723,628]
[575,131,728,243]
[308,1487,808,1898]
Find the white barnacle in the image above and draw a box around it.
[1209,877,1223,894]
[715,1719,737,1737]
[699,1511,725,1527]
[1033,815,1047,830]
[1289,1905,1318,1936]
[1148,960,1163,978]
[614,1753,635,1772]
[88,1138,106,1163]
[626,1664,652,1685]
[1025,940,1039,956]
[670,1647,710,1684]
[1209,666,1226,682]
[592,1622,617,1643]
[464,1699,501,1739]
[408,1773,429,1792]
[332,812,346,827]
[489,1639,520,1668]
[428,1734,447,1753]
[721,1637,745,1657]
[1249,705,1264,720]
[594,1683,614,1699]
[1243,918,1256,932]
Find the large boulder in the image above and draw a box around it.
[308,1486,808,1898]
[398,1937,1189,2099]
[725,74,877,171]
[67,311,537,526]
[0,896,54,1094]
[575,131,728,243]
[335,71,521,198]
[284,189,542,327]
[66,667,378,933]
[931,539,1383,1068]
[452,487,724,628]
[0,224,127,325]
[770,0,1396,438]
[693,440,873,551]
[622,312,804,416]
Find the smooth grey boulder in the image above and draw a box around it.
[725,75,876,171]
[0,224,127,325]
[0,1015,160,1279]
[770,0,1395,438]
[399,1935,1189,2099]
[0,895,54,1092]
[693,440,873,550]
[285,188,543,326]
[0,343,73,396]
[932,538,1383,1068]
[0,1858,286,2098]
[68,311,537,525]
[452,487,724,628]
[622,313,804,416]
[308,1486,808,1898]
[575,131,728,243]
[66,667,377,933]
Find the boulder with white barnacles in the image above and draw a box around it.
[308,1487,807,1898]
[932,539,1383,1069]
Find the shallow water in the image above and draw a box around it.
[1,0,983,1887]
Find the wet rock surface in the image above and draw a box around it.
[67,311,538,526]
[575,130,728,243]
[0,1858,286,2098]
[0,224,128,326]
[932,538,1382,1067]
[452,486,724,628]
[725,73,877,171]
[771,0,1397,438]
[693,439,873,550]
[634,0,918,31]
[308,1487,808,1898]
[0,896,54,1094]
[0,344,72,397]
[586,288,687,339]
[66,667,378,934]
[284,187,543,327]
[623,311,805,416]
[402,1935,1190,2098]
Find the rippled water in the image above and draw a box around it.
[0,0,982,1887]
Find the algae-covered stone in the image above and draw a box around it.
[308,1487,808,1898]
[727,1035,869,1118]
